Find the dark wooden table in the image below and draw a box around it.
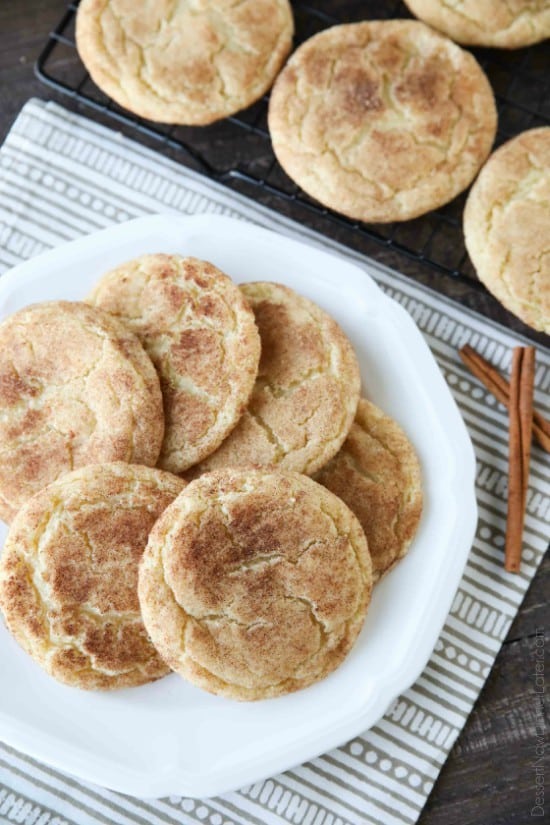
[0,3,548,824]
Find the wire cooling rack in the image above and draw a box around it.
[36,0,550,288]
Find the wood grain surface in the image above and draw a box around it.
[0,3,548,824]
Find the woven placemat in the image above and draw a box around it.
[0,100,548,825]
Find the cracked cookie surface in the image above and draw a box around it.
[188,282,361,477]
[76,0,294,126]
[88,255,261,473]
[138,468,372,700]
[0,462,185,689]
[0,301,164,523]
[464,128,550,334]
[404,0,550,48]
[268,20,497,223]
[315,399,423,582]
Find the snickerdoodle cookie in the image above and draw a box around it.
[88,255,261,473]
[190,282,361,477]
[0,463,185,689]
[268,20,497,223]
[464,128,550,334]
[138,468,372,700]
[315,399,423,582]
[403,1,550,49]
[0,301,164,523]
[76,0,294,125]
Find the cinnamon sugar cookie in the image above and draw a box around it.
[315,399,423,582]
[464,128,550,334]
[76,0,294,125]
[88,255,261,473]
[189,282,361,477]
[403,0,550,49]
[0,463,185,690]
[0,301,164,523]
[138,468,372,700]
[268,20,497,223]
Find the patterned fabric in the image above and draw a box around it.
[0,100,548,825]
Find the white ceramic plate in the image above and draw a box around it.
[0,215,477,799]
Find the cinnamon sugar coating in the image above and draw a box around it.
[268,20,497,223]
[464,128,550,334]
[89,255,261,473]
[138,468,372,700]
[189,282,361,477]
[0,463,185,689]
[0,301,164,522]
[404,0,550,49]
[76,0,294,125]
[315,399,423,581]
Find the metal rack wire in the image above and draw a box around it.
[35,0,550,288]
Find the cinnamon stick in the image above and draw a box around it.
[519,348,535,509]
[459,345,550,453]
[504,347,534,574]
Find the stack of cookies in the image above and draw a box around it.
[0,252,422,700]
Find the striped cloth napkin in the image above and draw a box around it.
[0,99,548,825]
